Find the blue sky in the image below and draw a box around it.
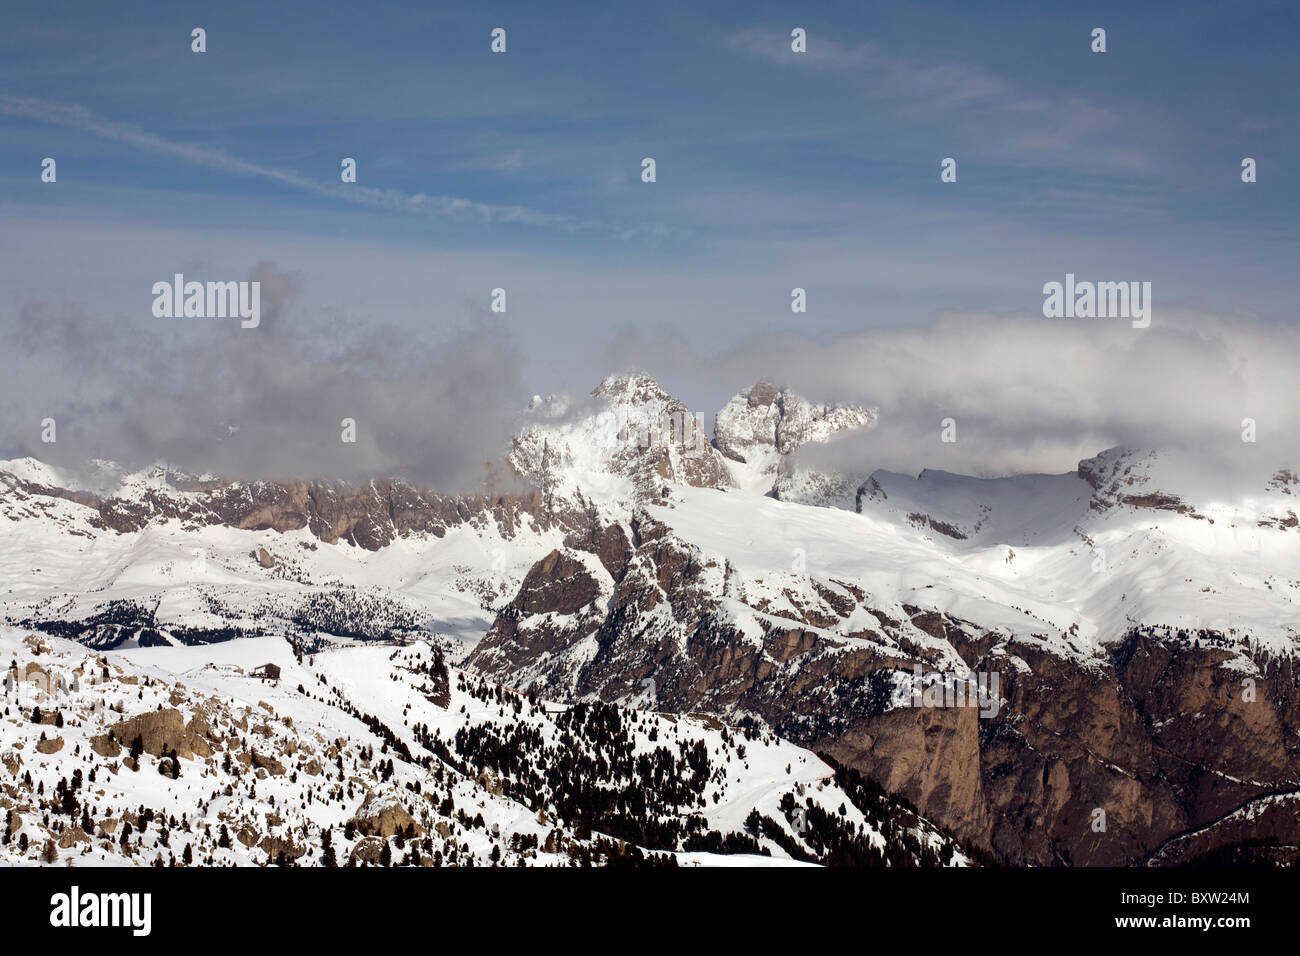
[1,1,1297,481]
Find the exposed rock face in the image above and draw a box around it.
[109,478,544,550]
[90,734,122,758]
[514,550,603,615]
[474,546,611,687]
[597,375,736,495]
[2,464,548,553]
[258,833,305,861]
[58,825,90,848]
[250,750,286,776]
[714,380,874,463]
[470,514,1300,866]
[476,770,504,797]
[1,750,21,777]
[348,837,384,865]
[107,709,209,760]
[1147,792,1300,865]
[1078,447,1208,518]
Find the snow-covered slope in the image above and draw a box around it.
[852,447,1300,652]
[0,460,557,651]
[0,627,966,867]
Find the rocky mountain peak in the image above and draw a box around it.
[714,380,875,464]
[509,374,733,506]
[591,372,672,406]
[741,378,783,409]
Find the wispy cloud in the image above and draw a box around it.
[724,27,875,72]
[723,25,1147,171]
[0,94,608,232]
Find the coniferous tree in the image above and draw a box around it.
[321,827,337,867]
[60,782,78,817]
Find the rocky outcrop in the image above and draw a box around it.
[250,751,286,777]
[90,734,122,758]
[475,548,609,672]
[107,708,211,760]
[348,837,385,865]
[515,550,603,615]
[2,750,23,777]
[259,833,305,861]
[1146,791,1300,865]
[349,788,424,838]
[57,825,90,848]
[1077,447,1208,519]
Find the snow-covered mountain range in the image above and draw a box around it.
[3,372,1299,866]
